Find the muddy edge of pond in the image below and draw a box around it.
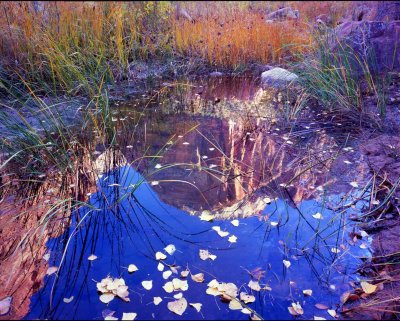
[340,134,400,320]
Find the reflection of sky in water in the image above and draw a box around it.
[25,166,370,320]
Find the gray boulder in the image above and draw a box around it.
[266,7,299,22]
[261,67,298,89]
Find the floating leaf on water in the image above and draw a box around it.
[155,164,162,169]
[199,211,215,222]
[154,297,162,305]
[142,281,153,290]
[283,260,291,268]
[43,253,50,261]
[155,252,167,260]
[251,314,262,320]
[288,302,304,316]
[157,262,164,272]
[312,213,323,220]
[209,148,215,151]
[88,254,98,261]
[228,235,237,243]
[199,249,217,261]
[270,221,279,227]
[174,293,183,299]
[331,248,340,254]
[315,303,329,310]
[163,282,174,293]
[359,242,368,249]
[182,142,190,145]
[314,317,326,320]
[46,266,58,276]
[189,303,202,312]
[327,309,337,317]
[361,281,377,294]
[105,316,118,321]
[63,296,74,303]
[180,270,189,278]
[212,226,229,237]
[172,278,189,291]
[241,308,252,315]
[100,293,115,304]
[167,298,187,316]
[303,289,313,296]
[248,280,261,292]
[228,299,242,310]
[0,297,12,315]
[128,264,138,273]
[231,219,239,227]
[164,244,176,255]
[151,181,159,186]
[344,160,352,164]
[163,271,172,280]
[191,273,205,283]
[122,312,137,320]
[350,181,359,188]
[240,292,255,303]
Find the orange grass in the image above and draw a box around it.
[0,1,351,88]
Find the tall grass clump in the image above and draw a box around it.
[293,26,389,126]
[0,2,174,95]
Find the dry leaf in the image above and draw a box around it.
[327,309,337,317]
[191,273,205,283]
[361,281,377,294]
[240,292,255,303]
[154,297,162,305]
[312,213,323,220]
[63,296,74,303]
[163,282,174,293]
[88,254,97,261]
[199,249,217,261]
[46,266,58,276]
[228,235,237,243]
[0,297,12,315]
[189,303,202,312]
[163,271,173,280]
[248,280,261,292]
[122,312,137,320]
[172,278,189,291]
[164,244,176,255]
[288,302,304,316]
[128,264,138,273]
[229,299,242,310]
[241,308,252,315]
[199,211,215,221]
[350,182,359,188]
[157,262,164,272]
[100,293,115,304]
[142,280,153,290]
[167,298,187,316]
[283,260,291,268]
[155,252,167,260]
[212,226,229,237]
[180,270,189,278]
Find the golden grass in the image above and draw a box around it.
[0,1,351,87]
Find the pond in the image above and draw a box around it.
[8,76,373,320]
[25,162,370,320]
